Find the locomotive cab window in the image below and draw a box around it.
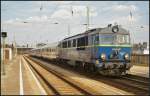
[100,34,130,45]
[116,35,130,44]
[100,34,115,44]
[92,34,99,45]
[94,35,99,45]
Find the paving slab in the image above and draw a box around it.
[1,55,46,95]
[1,56,20,95]
[129,65,149,78]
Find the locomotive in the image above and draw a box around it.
[30,24,132,76]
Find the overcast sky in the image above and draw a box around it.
[1,1,149,46]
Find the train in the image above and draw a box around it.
[29,24,132,76]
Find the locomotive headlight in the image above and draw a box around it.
[124,54,129,60]
[112,26,119,33]
[101,53,106,60]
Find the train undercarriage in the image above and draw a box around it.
[58,58,132,76]
[30,55,132,76]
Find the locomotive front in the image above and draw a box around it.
[93,25,132,76]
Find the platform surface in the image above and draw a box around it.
[1,55,45,95]
[129,65,149,78]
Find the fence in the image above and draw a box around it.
[131,54,149,66]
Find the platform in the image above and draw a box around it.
[129,65,149,78]
[1,55,46,95]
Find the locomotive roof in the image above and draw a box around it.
[63,25,129,41]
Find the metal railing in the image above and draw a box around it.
[131,54,149,66]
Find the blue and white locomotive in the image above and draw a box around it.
[57,24,132,76]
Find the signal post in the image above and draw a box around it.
[1,32,7,75]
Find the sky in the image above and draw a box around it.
[1,1,149,47]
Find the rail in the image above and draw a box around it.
[24,56,93,95]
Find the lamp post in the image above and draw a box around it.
[86,6,90,31]
[1,32,7,75]
[13,33,17,57]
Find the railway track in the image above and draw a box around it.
[122,74,149,90]
[97,75,149,94]
[67,69,149,95]
[31,56,149,95]
[77,68,149,95]
[123,74,149,85]
[23,56,96,95]
[80,69,149,95]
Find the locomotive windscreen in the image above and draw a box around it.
[99,34,130,45]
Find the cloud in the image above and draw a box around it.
[72,5,97,17]
[2,15,50,26]
[51,5,98,19]
[100,4,137,13]
[3,19,14,24]
[50,1,73,5]
[26,15,48,22]
[34,1,73,6]
[50,9,71,19]
[110,15,137,25]
[93,4,139,28]
[112,5,137,12]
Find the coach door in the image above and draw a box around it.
[91,34,99,60]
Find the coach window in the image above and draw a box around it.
[62,41,67,48]
[59,43,62,48]
[62,42,64,48]
[73,39,76,47]
[85,36,88,46]
[94,35,99,45]
[77,38,81,47]
[68,40,71,48]
[58,43,61,48]
[77,36,88,47]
